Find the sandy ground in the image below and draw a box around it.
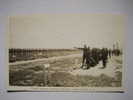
[69,56,122,78]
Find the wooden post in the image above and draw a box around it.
[47,67,50,85]
[43,65,47,86]
[43,64,50,86]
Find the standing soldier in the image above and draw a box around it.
[81,44,88,69]
[86,46,91,69]
[101,48,108,68]
[108,49,112,58]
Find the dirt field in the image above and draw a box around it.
[9,53,122,87]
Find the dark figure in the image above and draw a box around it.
[86,48,97,68]
[91,48,99,65]
[108,49,112,58]
[112,49,120,56]
[97,49,102,61]
[101,48,108,68]
[81,45,88,68]
[116,49,120,56]
[86,46,91,69]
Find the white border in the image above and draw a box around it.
[6,14,125,92]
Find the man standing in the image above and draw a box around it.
[81,44,87,69]
[86,46,91,69]
[108,49,112,58]
[101,48,108,68]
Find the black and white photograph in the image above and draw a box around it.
[7,14,124,91]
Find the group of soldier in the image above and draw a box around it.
[81,45,121,69]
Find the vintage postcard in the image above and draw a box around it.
[6,14,124,91]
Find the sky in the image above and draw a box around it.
[9,14,124,49]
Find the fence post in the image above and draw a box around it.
[43,64,47,86]
[43,64,50,86]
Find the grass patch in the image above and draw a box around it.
[9,69,122,87]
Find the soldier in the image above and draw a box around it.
[81,44,88,69]
[101,48,108,68]
[86,46,91,69]
[97,48,102,62]
[91,48,99,65]
[108,49,112,58]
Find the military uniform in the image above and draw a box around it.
[101,48,108,68]
[81,45,88,68]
